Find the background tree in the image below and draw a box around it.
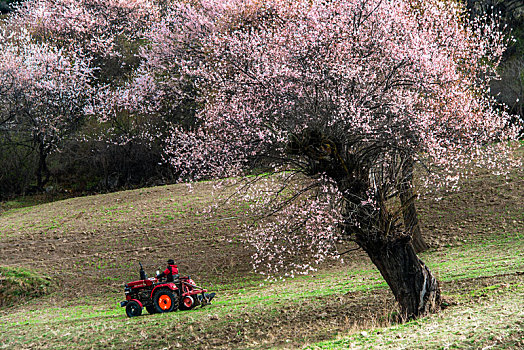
[0,35,36,198]
[465,0,524,136]
[7,0,157,85]
[0,29,93,190]
[0,0,172,195]
[152,0,517,319]
[0,0,17,14]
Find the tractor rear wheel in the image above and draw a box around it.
[153,289,178,313]
[126,301,142,317]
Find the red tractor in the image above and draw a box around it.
[120,263,215,317]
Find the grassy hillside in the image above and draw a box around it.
[0,181,255,294]
[0,166,523,349]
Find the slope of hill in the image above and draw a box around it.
[1,166,523,349]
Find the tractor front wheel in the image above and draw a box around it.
[153,289,178,313]
[126,301,142,317]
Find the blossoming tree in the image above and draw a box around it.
[6,0,157,84]
[1,0,162,190]
[136,0,518,319]
[161,0,519,319]
[0,29,93,188]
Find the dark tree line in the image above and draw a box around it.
[0,0,17,14]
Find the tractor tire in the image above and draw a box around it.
[153,289,178,313]
[126,301,142,317]
[146,305,157,314]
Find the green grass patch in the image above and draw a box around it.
[0,266,53,308]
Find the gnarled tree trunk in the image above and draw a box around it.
[341,184,440,319]
[399,186,428,253]
[292,130,439,319]
[357,235,440,319]
[399,160,429,253]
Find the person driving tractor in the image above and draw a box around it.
[156,259,179,282]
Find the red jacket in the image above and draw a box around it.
[157,264,179,282]
[163,264,179,276]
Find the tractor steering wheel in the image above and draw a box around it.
[156,274,166,283]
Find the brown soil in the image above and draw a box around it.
[1,167,523,296]
[418,169,524,249]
